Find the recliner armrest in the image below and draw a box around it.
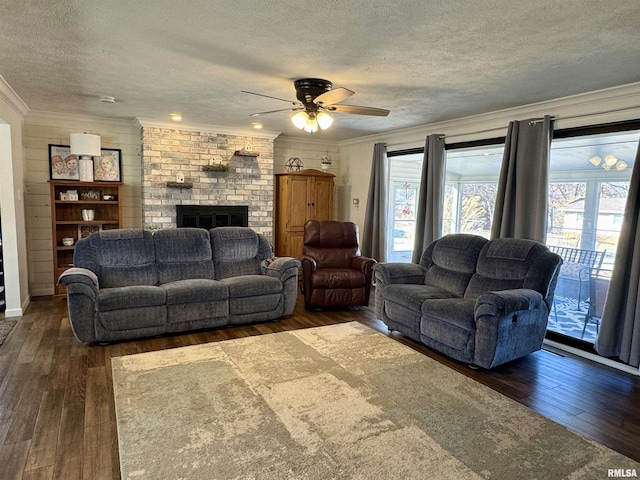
[372,262,426,286]
[350,256,377,273]
[474,289,545,319]
[299,255,317,270]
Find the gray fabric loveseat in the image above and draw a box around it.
[58,227,301,343]
[373,234,562,369]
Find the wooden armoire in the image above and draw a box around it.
[274,169,334,258]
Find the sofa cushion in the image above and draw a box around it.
[154,228,214,284]
[464,238,546,300]
[422,234,488,296]
[421,298,477,352]
[96,285,166,312]
[383,284,458,313]
[162,279,228,304]
[210,227,272,279]
[220,275,282,298]
[74,229,158,288]
[303,220,360,269]
[310,269,364,289]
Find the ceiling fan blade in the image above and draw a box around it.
[241,90,300,105]
[313,87,354,106]
[250,107,303,117]
[325,104,390,116]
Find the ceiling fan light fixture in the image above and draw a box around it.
[316,111,333,130]
[589,156,602,167]
[291,111,308,129]
[616,160,627,171]
[304,113,319,133]
[604,154,618,167]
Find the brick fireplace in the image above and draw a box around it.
[140,124,277,240]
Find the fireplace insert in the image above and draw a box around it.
[176,205,248,229]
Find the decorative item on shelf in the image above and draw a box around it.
[49,144,79,180]
[66,190,79,201]
[94,148,122,181]
[321,151,332,171]
[70,133,101,182]
[234,143,260,157]
[81,190,101,200]
[62,237,74,246]
[78,224,101,240]
[176,172,185,184]
[82,209,95,222]
[59,192,69,201]
[203,156,229,174]
[103,194,117,201]
[285,157,304,172]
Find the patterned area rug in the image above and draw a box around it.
[112,322,638,480]
[0,318,18,346]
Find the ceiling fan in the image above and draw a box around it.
[242,78,389,133]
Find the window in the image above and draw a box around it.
[443,143,503,238]
[386,152,422,262]
[386,141,503,261]
[546,126,639,346]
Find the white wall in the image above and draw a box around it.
[339,82,640,231]
[0,77,29,316]
[23,112,141,296]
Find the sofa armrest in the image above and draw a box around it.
[58,267,99,293]
[474,289,545,318]
[350,256,377,274]
[473,289,549,369]
[57,267,99,343]
[263,257,301,282]
[372,262,426,286]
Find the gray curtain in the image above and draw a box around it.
[362,143,388,261]
[412,134,446,263]
[491,115,553,242]
[595,140,640,367]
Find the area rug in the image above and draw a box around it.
[112,322,639,480]
[0,318,18,345]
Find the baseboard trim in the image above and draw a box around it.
[543,338,640,376]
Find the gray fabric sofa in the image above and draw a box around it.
[373,234,562,369]
[58,227,301,343]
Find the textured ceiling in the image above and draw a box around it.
[1,0,639,141]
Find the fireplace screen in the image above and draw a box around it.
[176,205,248,229]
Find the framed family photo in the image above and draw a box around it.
[94,148,122,182]
[49,144,79,180]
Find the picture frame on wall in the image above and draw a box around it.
[94,148,122,182]
[49,144,79,180]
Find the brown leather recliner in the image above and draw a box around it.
[300,220,377,309]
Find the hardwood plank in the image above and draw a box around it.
[0,440,31,480]
[22,466,54,480]
[24,389,64,471]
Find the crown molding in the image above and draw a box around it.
[26,110,139,128]
[137,118,281,141]
[0,74,29,117]
[339,81,640,148]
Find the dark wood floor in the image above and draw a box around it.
[1,296,639,479]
